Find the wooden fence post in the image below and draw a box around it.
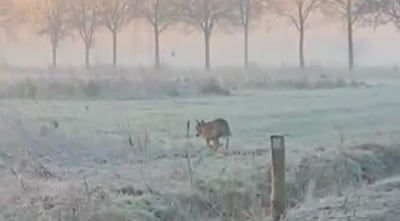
[186,120,190,138]
[270,135,286,221]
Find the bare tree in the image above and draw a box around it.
[272,0,319,69]
[232,0,266,69]
[179,0,234,71]
[34,0,70,68]
[375,0,400,29]
[69,0,100,69]
[141,0,177,68]
[99,0,133,67]
[322,0,380,72]
[0,0,19,34]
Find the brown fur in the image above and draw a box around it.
[195,118,231,151]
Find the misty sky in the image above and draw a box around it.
[1,19,400,68]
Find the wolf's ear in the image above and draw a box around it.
[201,120,205,124]
[196,119,200,125]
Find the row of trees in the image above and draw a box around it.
[0,0,399,71]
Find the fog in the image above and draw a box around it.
[2,23,400,68]
[0,0,399,69]
[1,0,400,221]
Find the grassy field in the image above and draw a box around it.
[0,74,399,220]
[1,85,400,158]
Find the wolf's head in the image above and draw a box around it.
[195,119,205,137]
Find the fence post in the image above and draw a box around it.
[270,135,286,221]
[186,120,190,138]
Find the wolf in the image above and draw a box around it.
[195,118,231,150]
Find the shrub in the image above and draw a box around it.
[15,79,37,99]
[82,80,101,98]
[198,78,230,96]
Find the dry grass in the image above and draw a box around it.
[1,142,400,221]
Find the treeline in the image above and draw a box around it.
[0,0,398,71]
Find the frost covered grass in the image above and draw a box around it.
[0,71,399,220]
[0,66,389,100]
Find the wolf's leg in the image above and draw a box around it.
[214,138,221,151]
[206,139,213,149]
[225,137,230,149]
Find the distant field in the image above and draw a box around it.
[1,85,399,160]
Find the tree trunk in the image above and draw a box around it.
[85,42,90,69]
[112,31,117,68]
[204,30,211,71]
[299,24,305,69]
[244,24,249,69]
[347,2,354,72]
[154,26,160,69]
[51,40,57,69]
